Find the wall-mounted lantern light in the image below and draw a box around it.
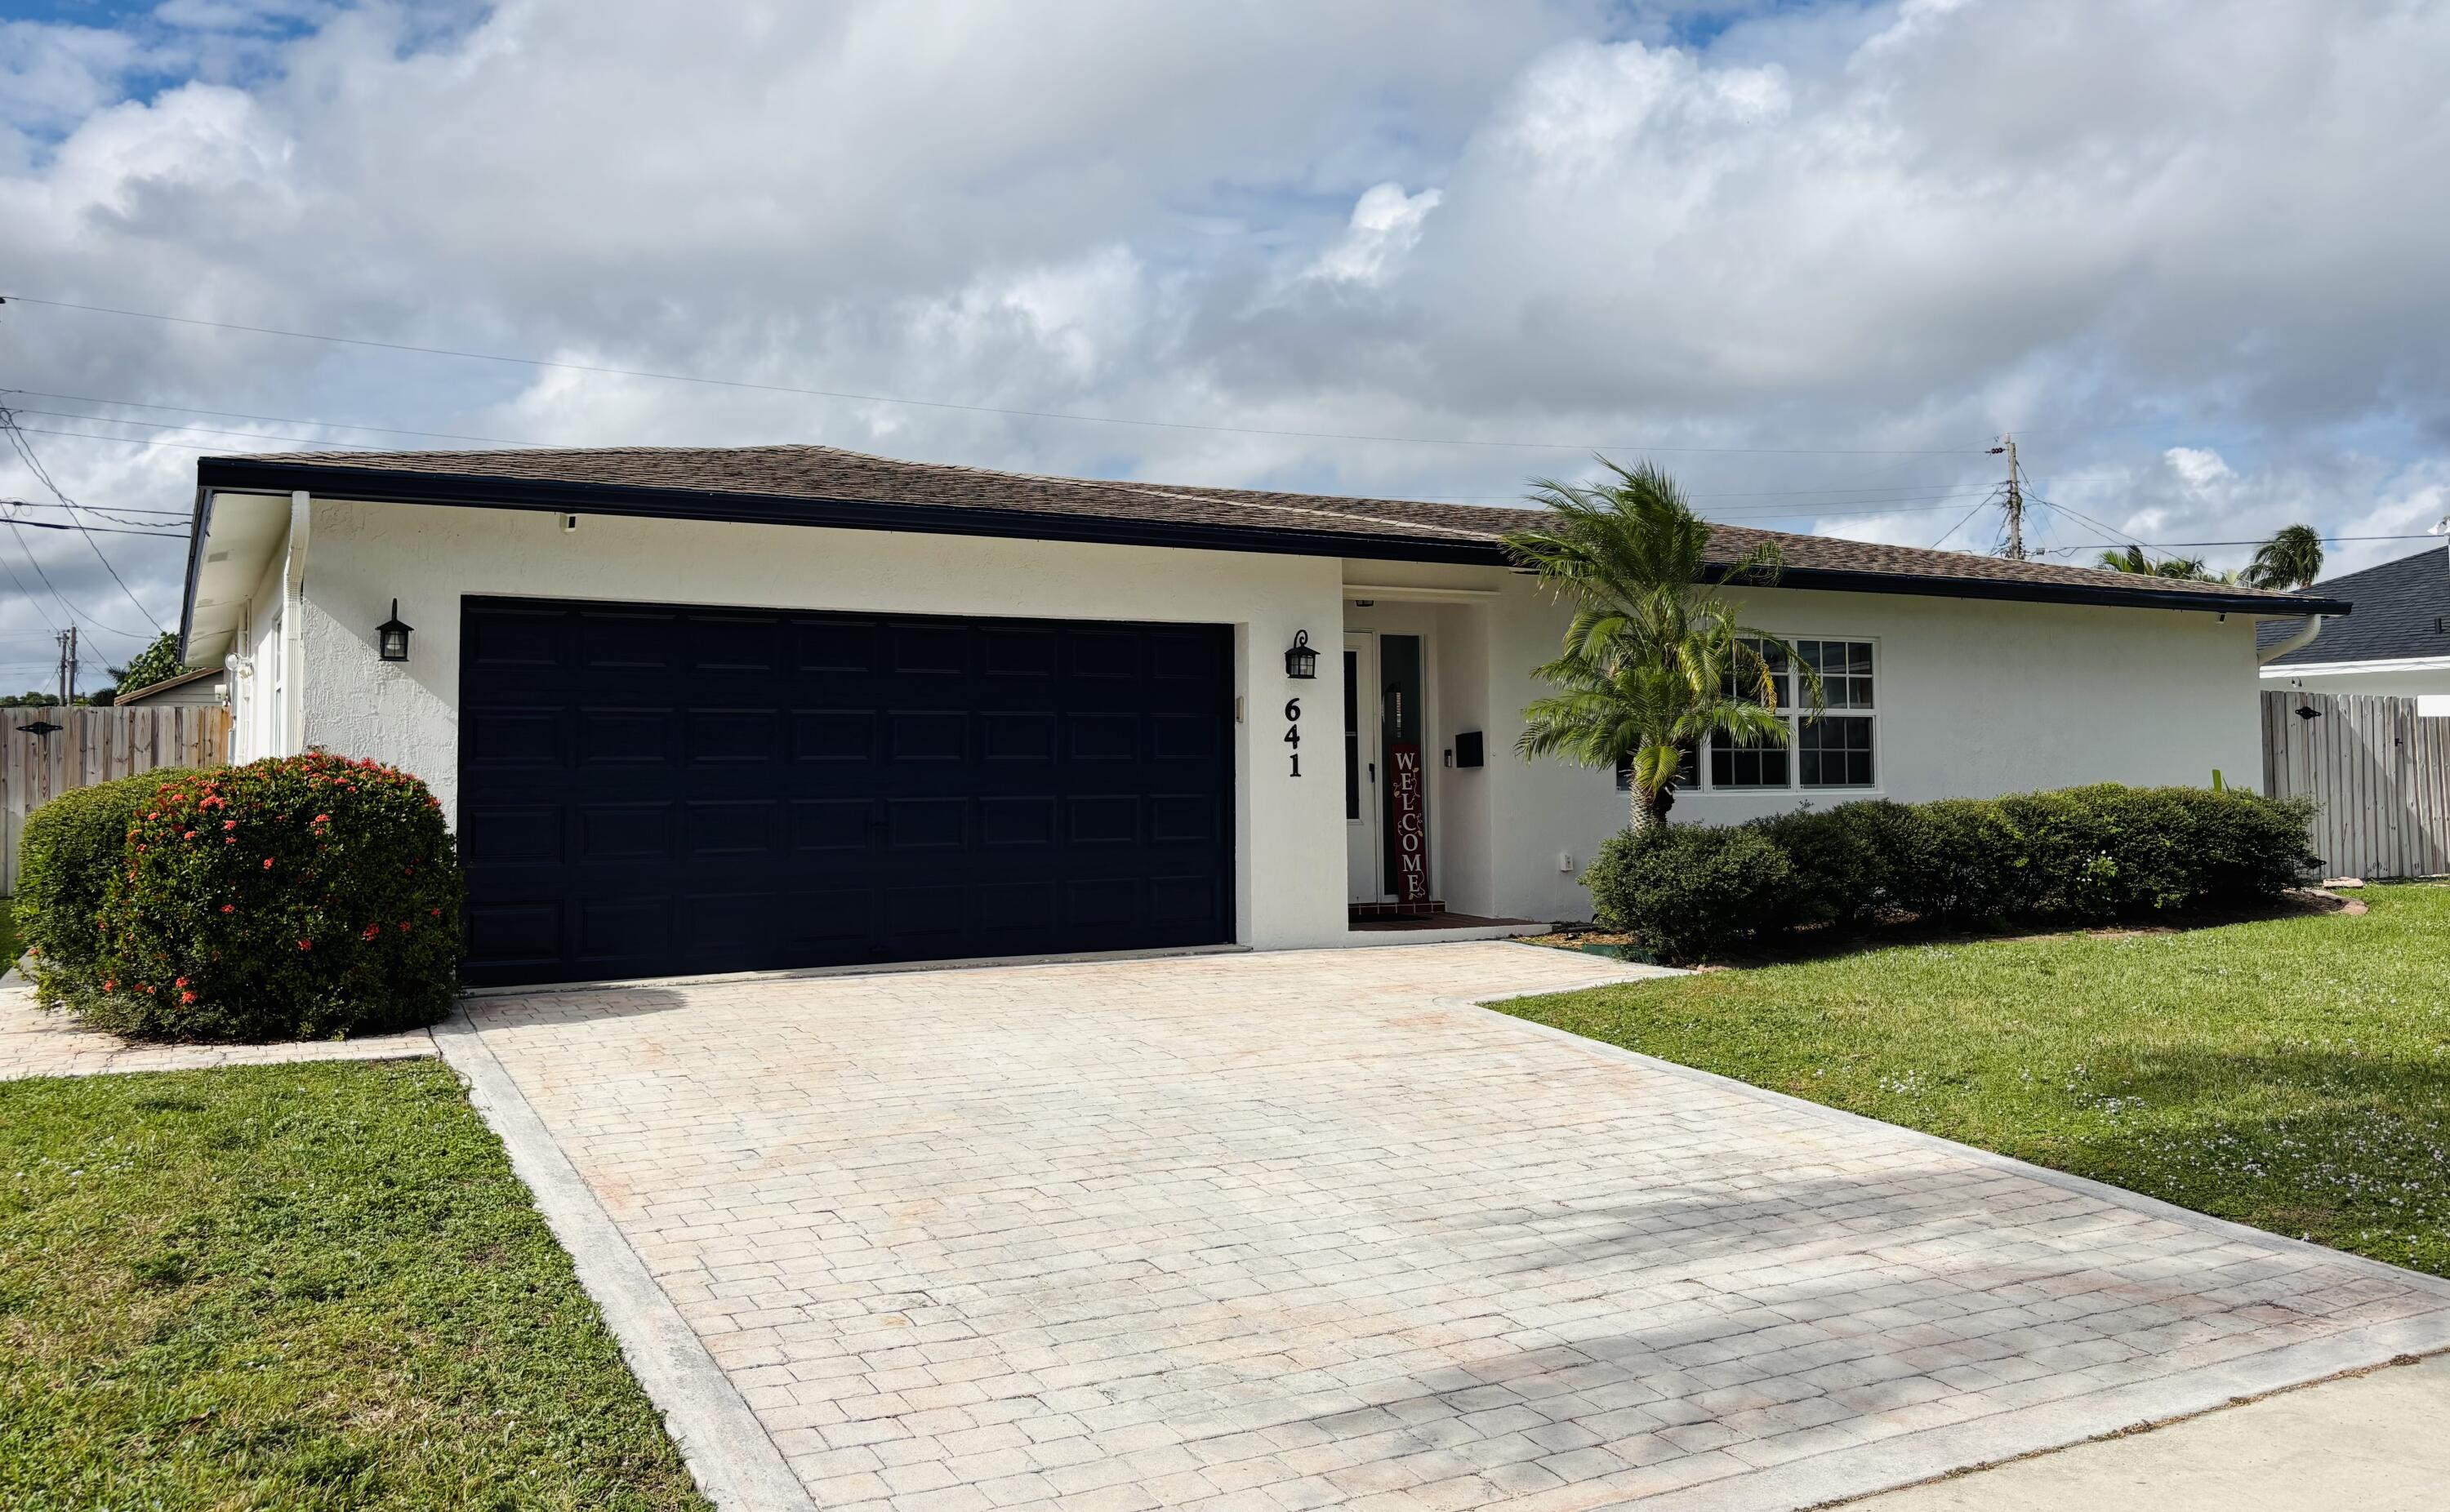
[1284,629,1318,680]
[376,599,414,663]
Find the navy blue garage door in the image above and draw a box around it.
[457,598,1235,986]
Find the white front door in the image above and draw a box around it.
[1344,633,1382,902]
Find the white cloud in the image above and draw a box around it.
[6,0,2450,677]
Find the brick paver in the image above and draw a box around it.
[461,944,2450,1511]
[0,972,434,1079]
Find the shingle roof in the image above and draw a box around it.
[194,443,2346,616]
[2257,545,2449,665]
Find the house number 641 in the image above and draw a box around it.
[1283,696,1302,777]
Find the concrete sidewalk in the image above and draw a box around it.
[1851,1350,2450,1510]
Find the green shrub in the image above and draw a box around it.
[15,768,198,985]
[1584,823,1793,963]
[78,752,464,1041]
[1753,800,1922,929]
[1580,783,2318,961]
[1886,798,2037,925]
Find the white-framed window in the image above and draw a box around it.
[1608,637,1878,795]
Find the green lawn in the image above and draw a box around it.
[1501,883,2450,1278]
[0,1059,709,1512]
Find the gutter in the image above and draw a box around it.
[192,456,2356,620]
[176,483,214,664]
[2256,614,2324,666]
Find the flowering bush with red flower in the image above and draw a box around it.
[60,751,464,1041]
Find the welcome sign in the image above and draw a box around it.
[1390,743,1429,903]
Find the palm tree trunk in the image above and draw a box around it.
[1628,784,1671,831]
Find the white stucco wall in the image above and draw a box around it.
[229,492,2271,949]
[1452,574,2270,925]
[286,497,1352,950]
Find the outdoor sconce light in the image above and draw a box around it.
[376,599,414,663]
[1284,629,1318,680]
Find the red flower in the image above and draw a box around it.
[314,813,329,824]
[263,857,275,869]
[297,939,313,951]
[175,977,188,988]
[102,979,115,991]
[225,836,236,844]
[223,820,238,830]
[180,990,197,1004]
[220,904,235,914]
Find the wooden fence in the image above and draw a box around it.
[1,705,232,895]
[2261,690,2450,880]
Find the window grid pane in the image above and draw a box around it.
[1799,714,1875,788]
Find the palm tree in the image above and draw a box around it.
[2096,545,2225,582]
[1502,460,1820,830]
[2243,523,2325,590]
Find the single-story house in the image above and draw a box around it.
[112,665,227,708]
[175,445,2347,987]
[2258,545,2450,705]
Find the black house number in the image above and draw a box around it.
[1284,696,1302,776]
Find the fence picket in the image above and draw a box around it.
[2261,691,2450,880]
[0,705,234,894]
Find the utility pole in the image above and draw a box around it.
[1988,434,2027,560]
[65,625,77,706]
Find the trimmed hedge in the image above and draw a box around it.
[13,768,199,978]
[1584,784,2319,963]
[21,752,465,1041]
[1584,823,1793,963]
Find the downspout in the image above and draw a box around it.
[282,490,311,755]
[2257,613,2323,666]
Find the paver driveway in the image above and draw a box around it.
[456,944,2450,1512]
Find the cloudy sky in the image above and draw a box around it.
[4,0,2448,690]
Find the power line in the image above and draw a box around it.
[2,407,398,453]
[1,514,190,539]
[3,389,546,450]
[2,293,1994,457]
[1929,488,2007,549]
[1,410,170,632]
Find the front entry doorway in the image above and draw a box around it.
[1343,632,1379,903]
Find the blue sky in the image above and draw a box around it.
[2,0,2447,685]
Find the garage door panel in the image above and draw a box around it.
[1067,794,1140,845]
[891,624,969,675]
[791,798,874,852]
[889,709,968,761]
[463,803,564,864]
[579,709,675,763]
[467,709,563,767]
[577,897,672,963]
[792,709,875,763]
[981,627,1057,678]
[461,598,1232,986]
[886,797,968,850]
[792,620,878,674]
[978,796,1057,849]
[688,709,780,764]
[577,803,670,861]
[684,799,782,857]
[467,899,562,967]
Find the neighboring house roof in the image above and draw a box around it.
[114,665,222,705]
[192,444,2350,620]
[2256,545,2449,667]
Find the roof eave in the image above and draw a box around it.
[194,456,2350,618]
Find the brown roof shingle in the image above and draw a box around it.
[195,443,2345,616]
